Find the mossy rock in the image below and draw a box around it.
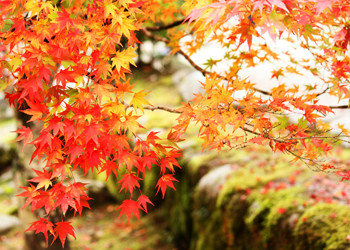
[246,186,307,249]
[222,192,258,249]
[191,166,250,249]
[217,161,298,207]
[294,203,350,250]
[158,165,195,249]
[192,208,227,250]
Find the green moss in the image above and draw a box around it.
[169,175,193,248]
[217,161,297,207]
[222,192,256,249]
[186,152,219,174]
[146,85,181,106]
[295,203,350,250]
[192,209,227,250]
[246,186,306,246]
[142,110,178,129]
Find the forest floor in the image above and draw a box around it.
[0,202,176,250]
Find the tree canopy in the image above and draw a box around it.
[1,0,350,247]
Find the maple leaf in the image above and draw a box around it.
[118,173,141,197]
[55,69,76,87]
[137,194,154,213]
[130,90,151,113]
[51,163,70,180]
[74,195,92,216]
[52,221,76,248]
[271,68,285,80]
[99,160,119,180]
[13,125,33,150]
[138,152,158,173]
[83,124,100,145]
[53,187,77,215]
[25,217,54,245]
[32,191,54,214]
[159,157,177,174]
[38,66,53,83]
[55,8,74,31]
[66,144,84,163]
[27,169,53,191]
[248,136,266,145]
[21,100,47,123]
[338,123,349,136]
[111,47,137,73]
[45,117,66,136]
[16,184,39,209]
[117,199,141,222]
[93,62,112,80]
[156,174,178,199]
[315,0,333,14]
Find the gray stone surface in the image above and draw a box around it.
[197,164,237,199]
[0,214,21,234]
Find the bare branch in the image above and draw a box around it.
[143,105,181,113]
[141,27,169,43]
[329,105,350,109]
[122,99,181,113]
[146,19,186,31]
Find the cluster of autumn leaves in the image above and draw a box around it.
[0,0,350,247]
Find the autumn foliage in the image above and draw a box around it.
[0,0,350,247]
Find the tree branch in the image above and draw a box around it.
[146,19,186,31]
[143,105,181,113]
[329,105,350,109]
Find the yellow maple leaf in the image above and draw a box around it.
[111,47,137,72]
[130,90,151,113]
[338,123,349,136]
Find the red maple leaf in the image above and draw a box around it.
[66,144,84,163]
[99,160,119,180]
[32,190,54,214]
[27,169,53,191]
[83,124,99,145]
[117,199,141,222]
[277,207,287,214]
[248,136,266,145]
[13,125,33,150]
[25,218,54,245]
[156,174,178,198]
[56,8,74,31]
[118,173,141,197]
[38,66,53,83]
[74,195,91,216]
[55,69,75,87]
[54,191,76,215]
[137,194,154,213]
[16,184,39,209]
[52,221,76,248]
[21,100,47,123]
